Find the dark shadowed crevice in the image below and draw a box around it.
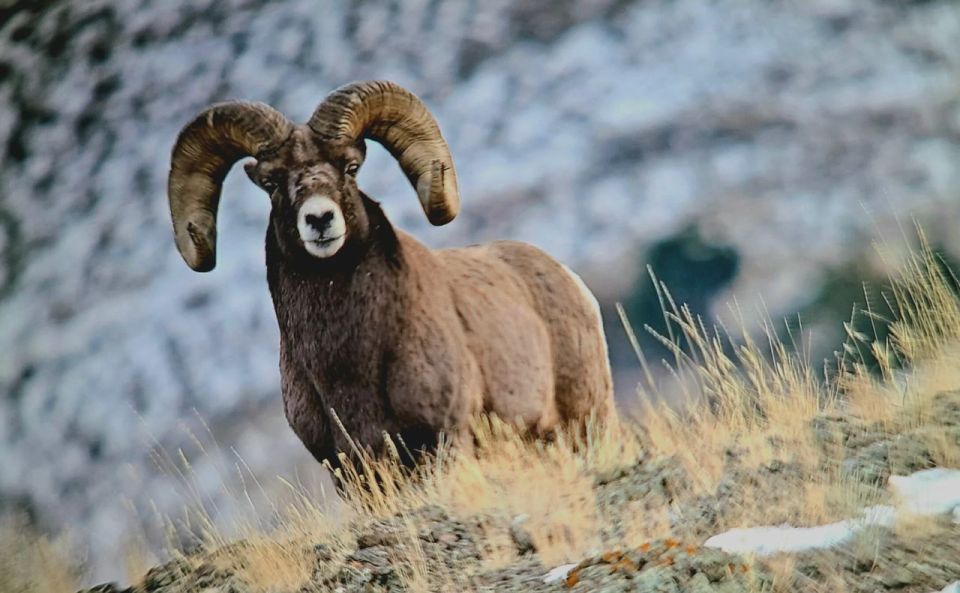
[596,111,798,172]
[164,335,197,407]
[3,96,56,164]
[0,207,25,301]
[0,0,63,31]
[457,0,636,78]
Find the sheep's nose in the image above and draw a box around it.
[305,211,335,232]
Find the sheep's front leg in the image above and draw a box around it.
[279,342,337,467]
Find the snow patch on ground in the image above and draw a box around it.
[704,505,897,555]
[889,468,960,516]
[542,563,579,584]
[705,469,960,556]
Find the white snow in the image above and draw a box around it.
[704,505,896,555]
[934,582,960,593]
[888,468,960,516]
[705,469,960,556]
[543,563,579,584]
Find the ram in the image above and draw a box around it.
[168,80,614,467]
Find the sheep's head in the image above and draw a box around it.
[168,81,460,271]
[243,129,368,261]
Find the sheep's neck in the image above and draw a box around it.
[266,200,407,407]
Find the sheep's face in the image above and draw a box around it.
[245,128,368,261]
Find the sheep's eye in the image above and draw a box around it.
[261,179,278,193]
[345,162,360,177]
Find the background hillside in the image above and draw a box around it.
[1,0,959,584]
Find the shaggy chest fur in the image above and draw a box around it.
[264,212,447,461]
[275,257,402,392]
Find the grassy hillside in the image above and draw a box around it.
[5,230,960,593]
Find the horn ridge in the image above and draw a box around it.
[168,101,293,271]
[307,81,460,226]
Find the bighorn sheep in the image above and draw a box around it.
[168,80,614,467]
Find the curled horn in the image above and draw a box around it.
[168,102,293,271]
[307,81,460,226]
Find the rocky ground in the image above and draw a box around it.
[71,390,960,593]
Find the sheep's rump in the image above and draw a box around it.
[438,240,614,431]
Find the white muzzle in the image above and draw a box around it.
[298,196,346,258]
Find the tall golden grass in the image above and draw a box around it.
[0,516,79,593]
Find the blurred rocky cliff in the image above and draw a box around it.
[1,0,959,584]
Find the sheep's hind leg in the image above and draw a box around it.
[551,265,616,429]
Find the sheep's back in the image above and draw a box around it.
[435,243,557,431]
[438,240,614,427]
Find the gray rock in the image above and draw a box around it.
[76,585,134,593]
[509,516,537,555]
[841,440,890,484]
[631,567,680,593]
[356,521,402,549]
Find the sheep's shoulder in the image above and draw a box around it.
[381,232,484,431]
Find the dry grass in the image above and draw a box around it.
[109,426,355,593]
[431,416,618,564]
[625,287,828,491]
[841,228,960,429]
[10,229,960,592]
[627,285,849,529]
[634,230,960,531]
[0,516,79,593]
[315,415,639,586]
